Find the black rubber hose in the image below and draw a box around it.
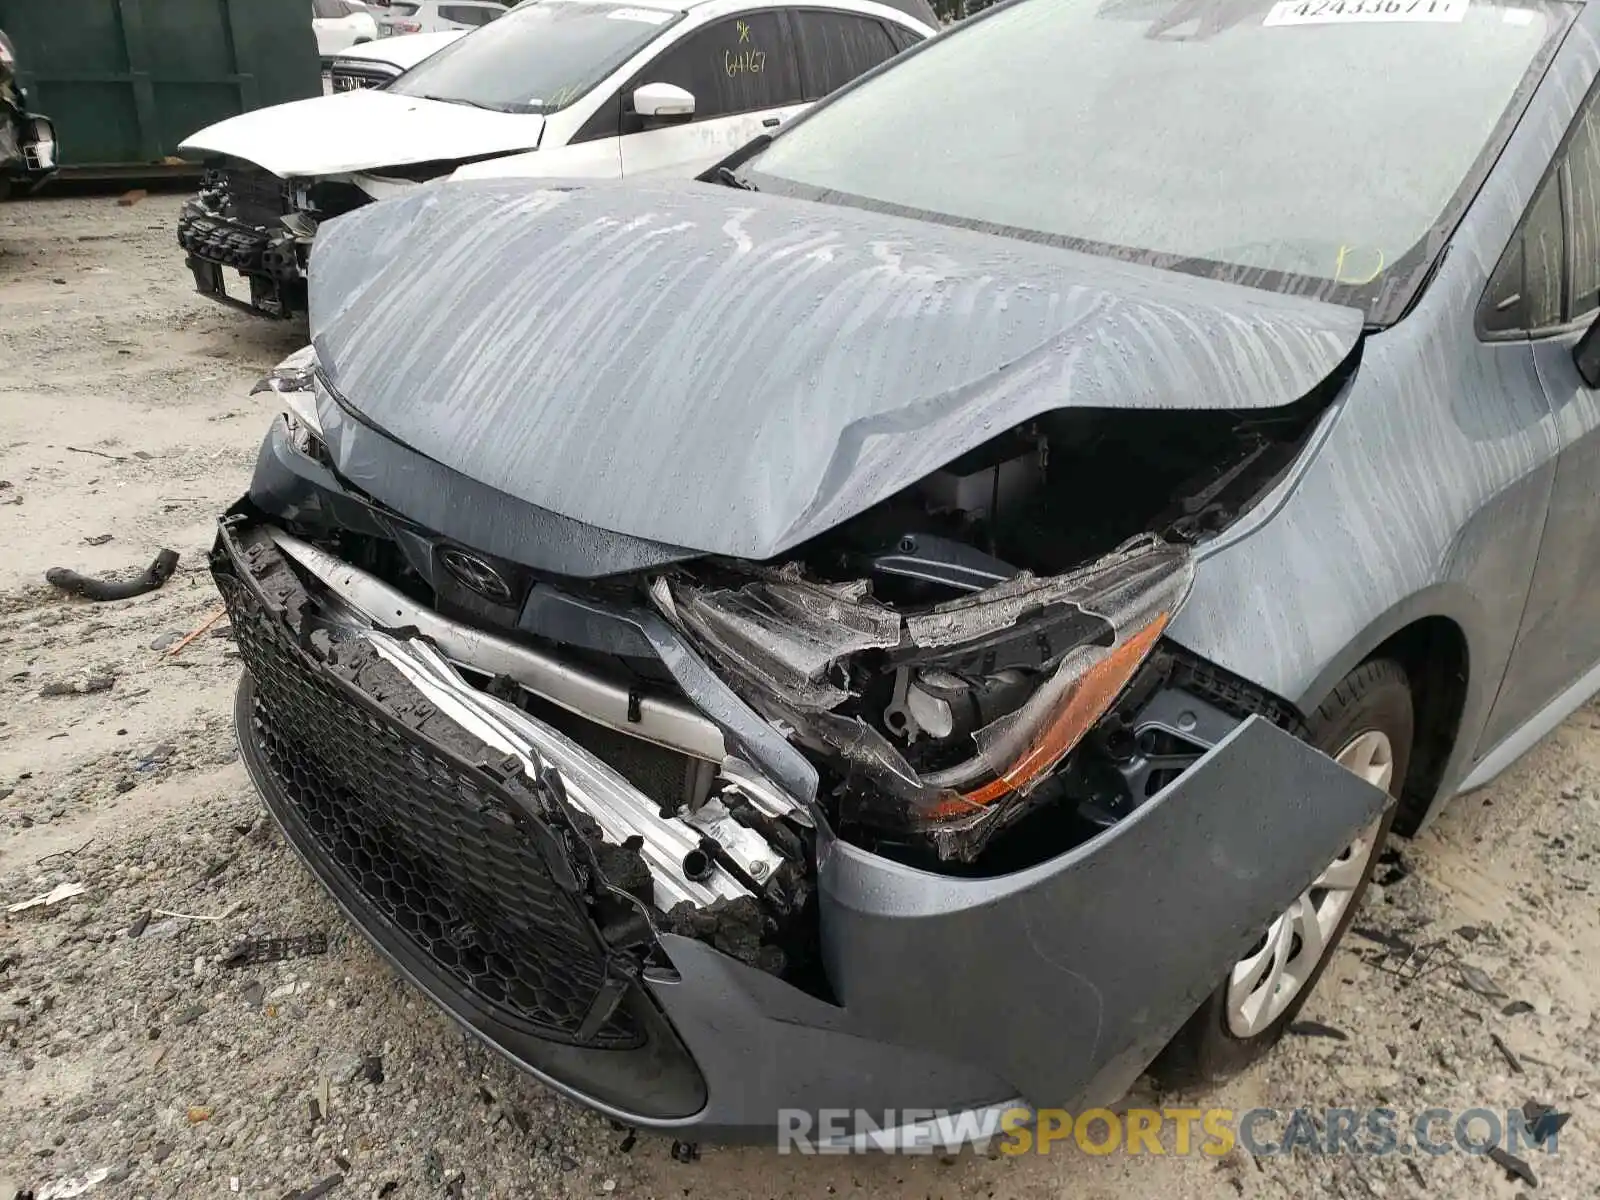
[46,548,180,602]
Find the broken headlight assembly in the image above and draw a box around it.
[252,346,325,457]
[652,535,1194,865]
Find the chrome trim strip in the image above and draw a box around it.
[268,528,727,763]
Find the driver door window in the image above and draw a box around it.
[635,12,802,121]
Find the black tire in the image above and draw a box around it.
[1151,658,1414,1088]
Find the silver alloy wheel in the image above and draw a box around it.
[1225,729,1394,1038]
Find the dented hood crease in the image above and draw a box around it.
[308,179,1365,560]
[179,90,544,178]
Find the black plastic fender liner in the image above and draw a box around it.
[818,716,1390,1109]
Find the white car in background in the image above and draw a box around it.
[312,0,380,58]
[177,0,939,318]
[377,0,510,36]
[327,29,466,92]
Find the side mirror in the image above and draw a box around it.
[633,81,695,122]
[1575,311,1600,389]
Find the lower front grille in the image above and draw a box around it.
[216,544,642,1049]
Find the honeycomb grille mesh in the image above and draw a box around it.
[217,566,641,1049]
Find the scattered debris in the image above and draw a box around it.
[173,1004,207,1027]
[222,933,329,969]
[35,1166,113,1199]
[240,980,265,1008]
[1521,1100,1571,1147]
[284,1173,343,1200]
[1370,937,1455,981]
[186,1105,212,1124]
[166,605,228,656]
[38,676,115,697]
[308,1097,322,1125]
[1374,848,1412,887]
[377,1183,397,1198]
[35,839,95,865]
[333,1155,350,1172]
[150,630,185,651]
[151,902,240,923]
[1351,925,1416,954]
[83,533,114,546]
[1456,964,1508,1000]
[617,1130,637,1154]
[1490,1032,1524,1074]
[151,1142,173,1164]
[1487,1146,1538,1188]
[670,1140,700,1164]
[1288,1020,1349,1041]
[1454,925,1482,942]
[7,882,88,914]
[116,189,148,208]
[65,445,126,462]
[45,548,179,602]
[358,1055,384,1085]
[1405,1160,1425,1189]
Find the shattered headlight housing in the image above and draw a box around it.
[653,536,1193,861]
[251,345,324,455]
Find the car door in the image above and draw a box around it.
[789,6,915,103]
[1476,82,1600,751]
[618,11,806,178]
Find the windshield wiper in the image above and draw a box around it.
[419,94,511,113]
[715,166,757,192]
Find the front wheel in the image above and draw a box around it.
[1151,658,1413,1087]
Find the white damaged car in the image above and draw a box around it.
[175,0,937,318]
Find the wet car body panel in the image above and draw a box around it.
[307,177,1363,559]
[1167,13,1600,826]
[820,716,1388,1109]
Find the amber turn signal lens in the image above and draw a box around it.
[931,612,1171,819]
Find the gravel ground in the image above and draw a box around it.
[2,194,1597,1200]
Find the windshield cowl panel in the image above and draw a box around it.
[742,0,1574,325]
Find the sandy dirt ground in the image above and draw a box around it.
[2,194,1596,1200]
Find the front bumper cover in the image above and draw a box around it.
[215,501,1388,1141]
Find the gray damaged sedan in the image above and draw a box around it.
[213,0,1600,1144]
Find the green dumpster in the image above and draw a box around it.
[0,0,321,175]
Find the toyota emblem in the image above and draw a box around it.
[439,548,514,603]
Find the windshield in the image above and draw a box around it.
[741,0,1572,322]
[389,0,682,113]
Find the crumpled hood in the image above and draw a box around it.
[178,90,543,178]
[309,178,1365,560]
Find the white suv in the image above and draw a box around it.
[376,0,510,35]
[312,0,379,57]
